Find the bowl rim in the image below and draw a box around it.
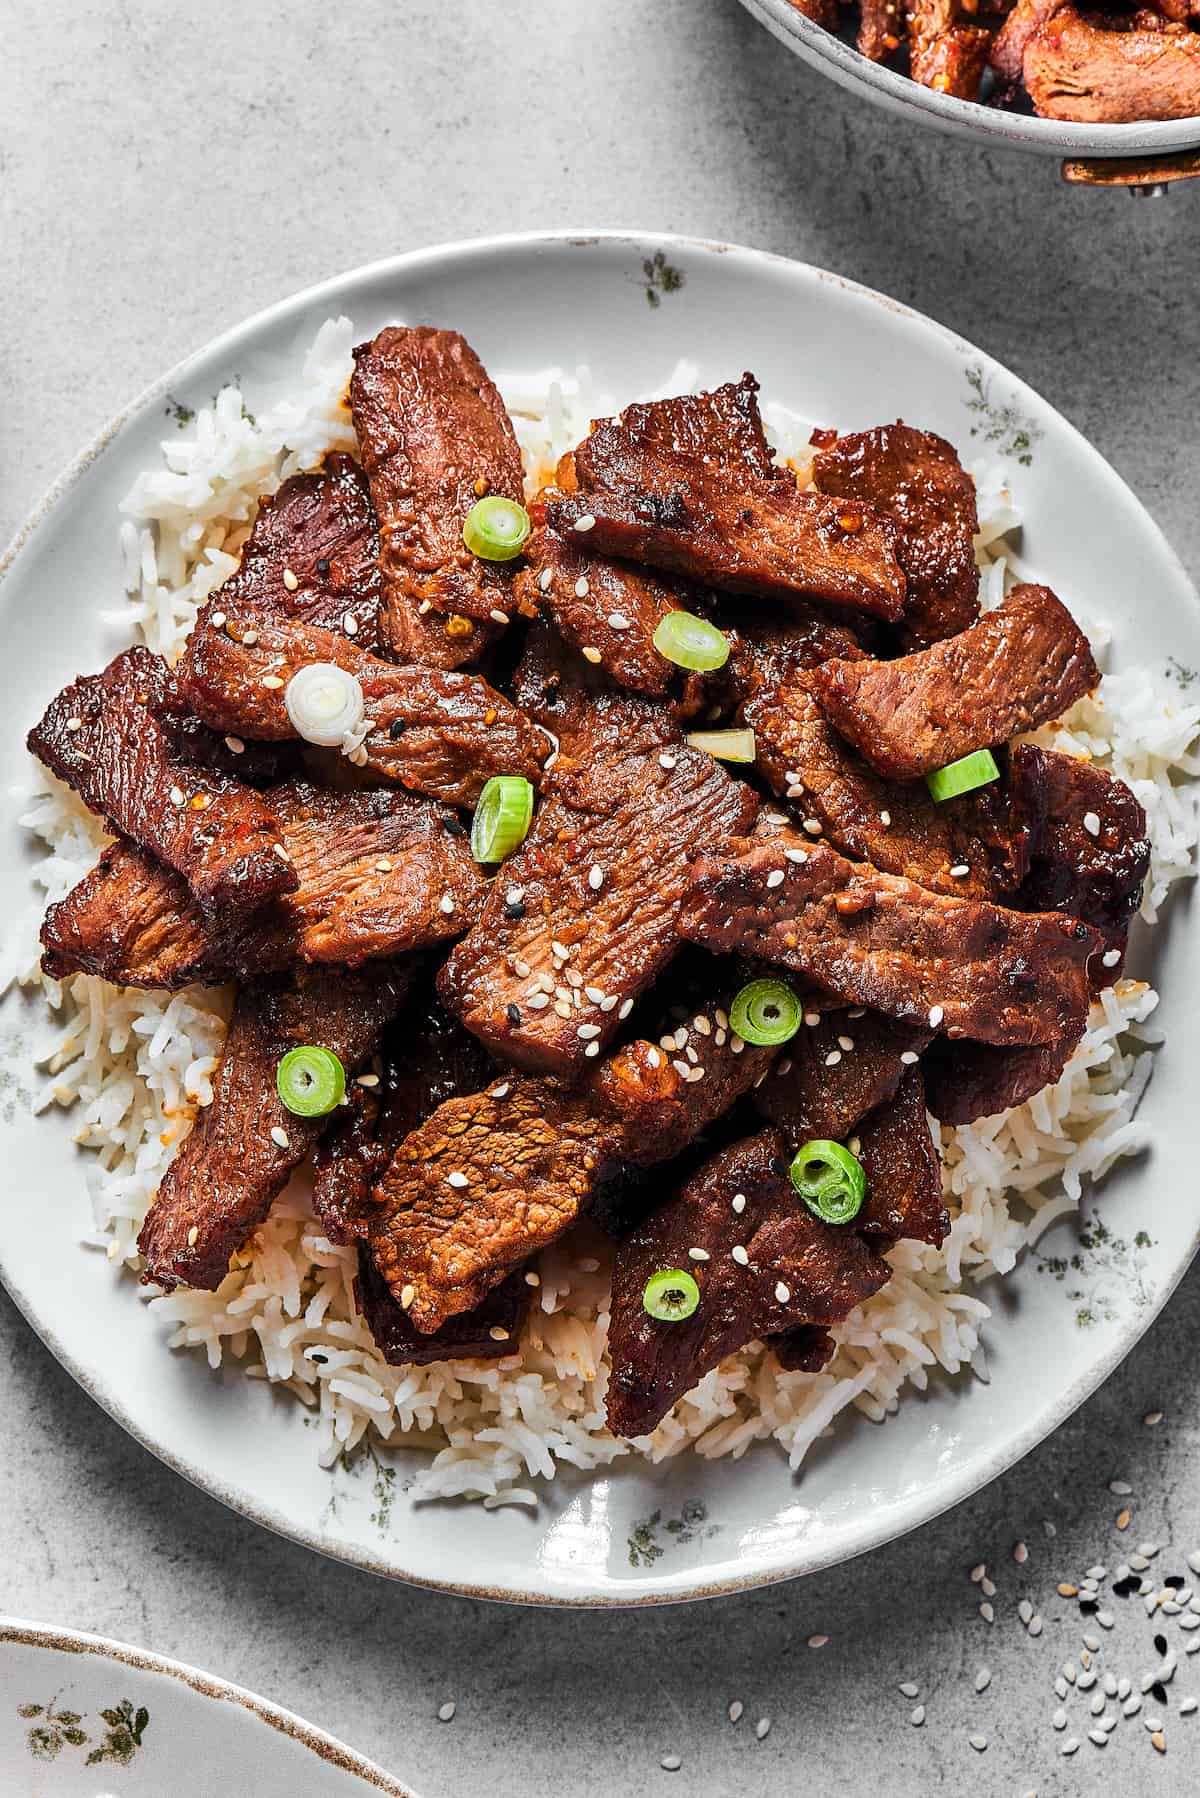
[736,0,1200,156]
[2,228,1197,1608]
[0,1617,416,1792]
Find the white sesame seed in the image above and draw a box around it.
[766,869,785,889]
[802,818,822,835]
[1018,1599,1033,1624]
[775,1282,791,1303]
[970,1563,986,1583]
[824,1051,842,1067]
[375,857,394,873]
[526,993,550,1010]
[732,1246,749,1266]
[400,1283,416,1309]
[489,1325,509,1342]
[784,847,809,864]
[491,1083,510,1099]
[879,810,891,826]
[262,674,284,689]
[524,1270,541,1287]
[968,1734,987,1752]
[899,1050,920,1066]
[910,1706,925,1727]
[537,566,554,592]
[187,1225,199,1247]
[1181,1698,1198,1715]
[807,1635,829,1649]
[588,864,605,891]
[1087,1729,1108,1747]
[270,1126,290,1150]
[1090,1693,1106,1716]
[979,1602,994,1623]
[659,752,677,770]
[577,1024,601,1040]
[838,1035,854,1052]
[282,568,299,592]
[574,512,596,532]
[1028,1616,1044,1636]
[928,1005,945,1027]
[1014,1540,1028,1564]
[618,998,634,1019]
[225,735,245,754]
[1112,1479,1134,1496]
[447,1171,469,1190]
[209,610,227,628]
[489,609,510,626]
[981,1577,996,1598]
[687,1065,706,1082]
[660,1753,682,1772]
[1061,1738,1080,1755]
[898,1681,919,1698]
[242,629,259,646]
[1101,948,1121,967]
[950,863,971,878]
[584,1042,600,1058]
[1055,1677,1069,1699]
[607,612,630,630]
[439,894,455,915]
[582,646,601,663]
[728,1701,743,1723]
[731,1194,746,1215]
[755,1717,772,1740]
[170,785,186,807]
[1083,811,1101,837]
[1053,1707,1068,1730]
[65,716,82,732]
[356,1073,380,1089]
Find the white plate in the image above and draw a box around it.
[0,1619,413,1795]
[1,232,1197,1606]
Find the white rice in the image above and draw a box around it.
[10,320,1200,1504]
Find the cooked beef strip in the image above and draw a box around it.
[737,631,997,899]
[515,521,713,703]
[176,609,548,805]
[42,781,485,988]
[811,423,980,646]
[355,1250,530,1366]
[679,823,1100,1047]
[910,21,993,96]
[549,416,907,623]
[770,1323,837,1373]
[593,1013,776,1167]
[1009,745,1149,972]
[922,1035,1074,1125]
[27,647,296,916]
[606,1129,892,1437]
[1023,8,1200,121]
[438,700,758,1077]
[349,326,525,638]
[138,963,409,1291]
[990,0,1068,85]
[612,376,783,482]
[755,1007,932,1138]
[311,994,493,1245]
[809,585,1100,782]
[855,1067,948,1247]
[367,1078,624,1331]
[213,453,384,652]
[509,615,625,758]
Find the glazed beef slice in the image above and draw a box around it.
[810,585,1099,781]
[1022,9,1200,123]
[138,963,408,1291]
[606,1129,892,1437]
[439,716,758,1077]
[355,1251,530,1366]
[176,609,547,805]
[349,326,524,647]
[811,422,980,646]
[28,646,296,916]
[1010,745,1149,958]
[214,453,384,651]
[680,825,1100,1047]
[367,1080,623,1331]
[855,1067,948,1246]
[42,782,486,988]
[755,1008,931,1139]
[922,1035,1074,1125]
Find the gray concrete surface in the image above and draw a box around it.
[2,3,1199,1793]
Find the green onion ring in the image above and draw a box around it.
[462,495,531,562]
[642,1267,702,1322]
[470,775,535,864]
[925,748,1001,803]
[276,1046,347,1118]
[652,610,731,673]
[729,978,803,1046]
[789,1138,867,1226]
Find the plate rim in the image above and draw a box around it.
[1,228,1197,1608]
[735,0,1200,156]
[0,1616,417,1792]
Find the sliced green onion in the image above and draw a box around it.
[729,978,802,1046]
[471,775,534,864]
[462,495,531,561]
[789,1138,867,1226]
[652,609,731,672]
[642,1267,702,1322]
[276,1046,346,1118]
[684,727,756,764]
[284,663,365,746]
[925,748,1001,803]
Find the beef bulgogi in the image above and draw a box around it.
[29,325,1148,1444]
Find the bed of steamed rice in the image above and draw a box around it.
[8,317,1199,1508]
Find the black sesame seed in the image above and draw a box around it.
[1079,1597,1098,1615]
[505,1004,522,1025]
[1152,1681,1168,1705]
[316,558,331,576]
[389,719,406,740]
[441,813,466,837]
[1165,1575,1186,1590]
[1113,1576,1140,1598]
[1154,1633,1168,1657]
[503,901,527,920]
[769,1156,789,1178]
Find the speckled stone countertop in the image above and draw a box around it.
[2,4,1199,1794]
